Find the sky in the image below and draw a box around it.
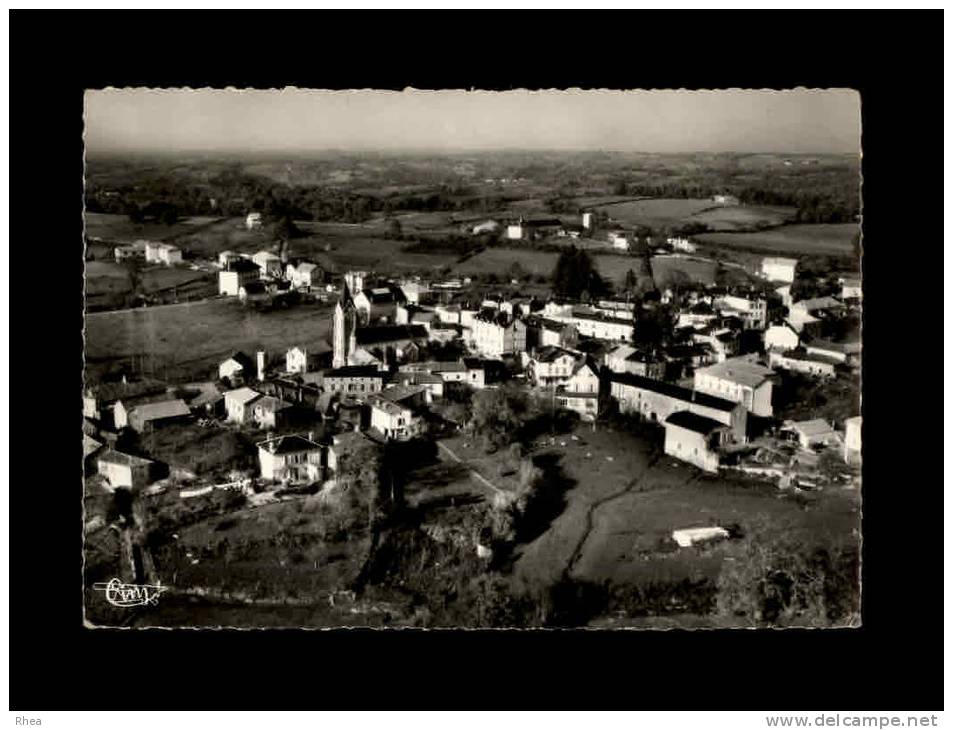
[84,88,861,155]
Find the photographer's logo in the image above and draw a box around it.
[93,578,167,608]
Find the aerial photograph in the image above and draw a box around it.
[82,88,863,629]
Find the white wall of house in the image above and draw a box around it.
[765,325,799,352]
[663,424,721,472]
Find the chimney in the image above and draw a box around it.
[257,351,266,381]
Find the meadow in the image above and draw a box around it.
[695,223,859,256]
[651,254,718,286]
[84,297,334,383]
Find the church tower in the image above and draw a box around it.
[333,282,357,368]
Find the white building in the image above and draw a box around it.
[844,416,862,466]
[768,350,838,378]
[554,360,601,422]
[257,434,324,483]
[218,260,260,296]
[782,419,839,450]
[367,386,429,441]
[663,411,732,473]
[582,212,593,230]
[246,212,263,230]
[840,277,862,301]
[764,323,800,352]
[252,250,283,278]
[287,262,321,289]
[469,313,526,358]
[761,257,798,284]
[97,450,158,491]
[224,387,262,425]
[667,237,697,253]
[218,250,240,268]
[157,244,183,266]
[526,346,582,388]
[693,357,775,418]
[547,308,633,342]
[718,294,767,330]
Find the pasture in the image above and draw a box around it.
[454,248,560,278]
[84,297,334,383]
[695,223,859,256]
[84,212,224,244]
[511,425,860,617]
[651,254,718,287]
[593,198,716,229]
[688,204,795,231]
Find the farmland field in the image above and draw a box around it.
[85,212,224,244]
[84,297,333,383]
[695,223,859,256]
[688,204,796,231]
[651,254,718,287]
[593,198,716,229]
[454,248,560,278]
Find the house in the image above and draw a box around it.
[434,303,461,325]
[114,240,148,262]
[246,212,263,230]
[287,262,322,290]
[549,308,634,342]
[390,370,445,399]
[257,433,324,483]
[604,344,666,379]
[782,419,839,450]
[844,416,862,466]
[354,287,401,324]
[218,259,260,296]
[218,250,240,268]
[400,280,431,305]
[97,450,161,491]
[114,393,182,430]
[144,240,164,264]
[786,307,823,336]
[400,360,486,390]
[469,311,527,358]
[251,250,283,278]
[717,294,767,330]
[693,357,775,418]
[608,231,630,250]
[410,310,438,332]
[677,301,718,330]
[609,372,747,441]
[791,296,845,318]
[219,352,257,386]
[663,411,732,473]
[224,387,263,425]
[768,349,839,378]
[526,346,581,388]
[554,359,601,421]
[428,323,461,344]
[505,217,562,241]
[367,385,429,441]
[840,277,862,302]
[83,377,168,424]
[761,257,798,284]
[525,316,579,351]
[775,284,793,309]
[285,343,333,375]
[322,366,386,396]
[691,327,740,363]
[259,378,323,412]
[84,435,105,475]
[250,395,294,430]
[667,237,697,253]
[764,323,800,352]
[156,243,182,266]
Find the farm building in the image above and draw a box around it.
[246,212,263,230]
[505,217,562,241]
[693,357,775,418]
[145,242,182,266]
[97,449,161,491]
[114,240,148,262]
[805,339,860,365]
[609,372,747,441]
[663,411,732,473]
[781,419,839,450]
[672,526,729,548]
[761,257,798,284]
[844,416,862,466]
[83,377,168,424]
[608,231,630,250]
[125,398,191,432]
[218,259,260,296]
[113,393,182,430]
[257,433,324,483]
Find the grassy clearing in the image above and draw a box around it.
[455,248,560,278]
[84,297,333,383]
[593,198,716,228]
[84,212,224,244]
[695,223,859,255]
[651,254,719,286]
[689,204,796,231]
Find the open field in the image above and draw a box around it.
[86,260,216,311]
[85,212,224,244]
[695,223,859,256]
[454,248,560,278]
[688,204,796,231]
[651,254,718,287]
[510,424,861,618]
[84,297,333,383]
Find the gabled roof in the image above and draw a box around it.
[695,358,773,388]
[222,351,255,371]
[84,435,104,459]
[794,296,844,312]
[379,384,428,404]
[129,398,191,422]
[609,372,738,413]
[224,387,262,406]
[665,410,729,435]
[533,345,577,364]
[784,419,835,437]
[257,434,321,455]
[98,449,154,468]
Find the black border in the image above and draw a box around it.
[9,9,943,711]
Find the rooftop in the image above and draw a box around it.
[665,410,730,435]
[609,372,739,413]
[225,387,262,406]
[129,398,191,421]
[356,325,428,345]
[533,345,578,364]
[784,419,835,437]
[379,384,428,404]
[253,395,293,413]
[325,365,384,379]
[257,434,321,455]
[695,358,774,388]
[98,449,155,468]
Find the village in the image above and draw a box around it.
[83,200,862,627]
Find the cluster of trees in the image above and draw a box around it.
[551,246,611,300]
